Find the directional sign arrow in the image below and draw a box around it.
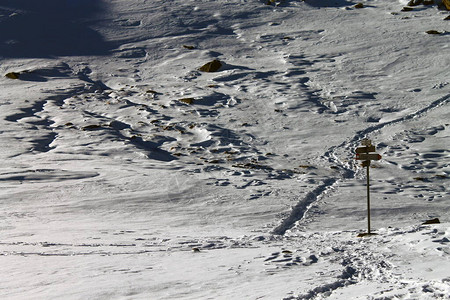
[356,145,376,154]
[356,153,382,161]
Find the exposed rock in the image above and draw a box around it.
[423,0,434,5]
[422,218,440,224]
[146,90,160,94]
[199,59,222,72]
[426,30,442,34]
[5,72,20,79]
[179,98,195,104]
[81,124,102,131]
[183,45,196,50]
[354,3,364,8]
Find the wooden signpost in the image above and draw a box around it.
[355,139,381,237]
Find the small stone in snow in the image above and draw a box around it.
[5,72,20,79]
[179,98,195,104]
[199,60,222,72]
[422,218,440,224]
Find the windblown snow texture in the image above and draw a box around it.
[0,0,449,299]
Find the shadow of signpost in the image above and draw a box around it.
[0,0,112,58]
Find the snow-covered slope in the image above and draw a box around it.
[0,0,449,299]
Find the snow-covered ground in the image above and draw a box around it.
[0,0,449,299]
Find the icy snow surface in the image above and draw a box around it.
[0,0,449,299]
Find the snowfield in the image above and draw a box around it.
[0,0,449,299]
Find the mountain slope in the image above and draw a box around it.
[0,0,449,299]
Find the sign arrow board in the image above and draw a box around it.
[356,139,382,236]
[356,153,382,161]
[356,145,376,154]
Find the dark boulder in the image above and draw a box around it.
[199,60,222,72]
[5,72,20,79]
[422,218,440,224]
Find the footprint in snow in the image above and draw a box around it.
[263,251,319,270]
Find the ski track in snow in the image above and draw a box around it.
[273,93,450,235]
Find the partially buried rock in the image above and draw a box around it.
[5,72,20,79]
[82,124,102,131]
[354,3,364,8]
[422,218,440,224]
[146,90,160,94]
[199,59,222,72]
[179,98,195,104]
[401,6,414,11]
[426,30,442,34]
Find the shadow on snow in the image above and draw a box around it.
[302,0,356,8]
[0,0,112,58]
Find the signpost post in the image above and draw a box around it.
[355,139,381,237]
